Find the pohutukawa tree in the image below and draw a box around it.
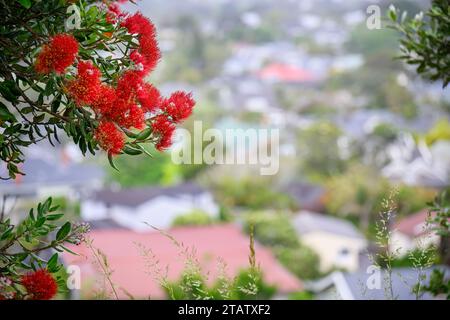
[388,0,450,88]
[0,0,195,299]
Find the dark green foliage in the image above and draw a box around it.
[165,268,276,300]
[0,197,87,298]
[242,212,321,280]
[242,212,299,248]
[172,210,214,227]
[274,247,321,280]
[212,177,295,210]
[420,269,450,299]
[162,225,276,300]
[297,122,347,180]
[389,1,450,87]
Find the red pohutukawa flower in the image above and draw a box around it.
[121,12,161,74]
[35,34,78,74]
[116,70,143,100]
[152,114,176,151]
[34,7,195,155]
[121,12,156,36]
[138,83,162,113]
[91,84,116,116]
[66,61,102,106]
[162,91,195,123]
[106,3,125,24]
[21,269,58,300]
[138,34,161,73]
[94,121,126,155]
[122,104,146,130]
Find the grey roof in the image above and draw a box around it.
[343,267,450,300]
[292,211,365,239]
[0,158,104,195]
[89,219,125,230]
[90,182,207,208]
[307,266,450,300]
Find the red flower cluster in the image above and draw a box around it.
[85,12,193,154]
[106,2,126,24]
[121,12,161,74]
[66,61,102,106]
[35,8,194,155]
[94,121,125,155]
[162,91,195,123]
[35,34,78,74]
[152,114,176,151]
[21,269,57,300]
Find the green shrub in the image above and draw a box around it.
[211,176,295,210]
[218,205,234,223]
[172,210,214,227]
[274,247,321,280]
[242,212,299,248]
[160,226,276,300]
[288,291,314,300]
[242,212,322,280]
[165,268,276,300]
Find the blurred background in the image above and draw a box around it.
[2,0,449,299]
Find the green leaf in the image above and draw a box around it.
[0,102,17,122]
[1,225,14,240]
[47,253,59,272]
[44,78,54,96]
[59,245,78,255]
[19,238,39,250]
[0,81,20,103]
[21,107,33,114]
[29,208,35,221]
[108,153,120,171]
[17,0,32,9]
[56,222,71,241]
[123,145,143,156]
[51,95,61,113]
[46,213,64,221]
[136,128,152,141]
[136,144,153,158]
[388,5,397,22]
[35,216,46,228]
[122,128,139,139]
[33,113,45,123]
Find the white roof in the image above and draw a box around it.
[293,211,365,239]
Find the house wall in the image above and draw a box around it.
[300,231,367,272]
[81,192,219,231]
[390,231,414,256]
[390,231,440,257]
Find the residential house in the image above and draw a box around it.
[391,210,441,256]
[335,109,407,141]
[292,211,367,272]
[81,182,219,231]
[257,63,317,84]
[0,145,104,200]
[306,266,450,300]
[63,224,303,299]
[0,144,104,224]
[382,134,450,188]
[282,182,325,212]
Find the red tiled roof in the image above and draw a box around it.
[395,210,435,237]
[63,224,302,299]
[258,63,316,83]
